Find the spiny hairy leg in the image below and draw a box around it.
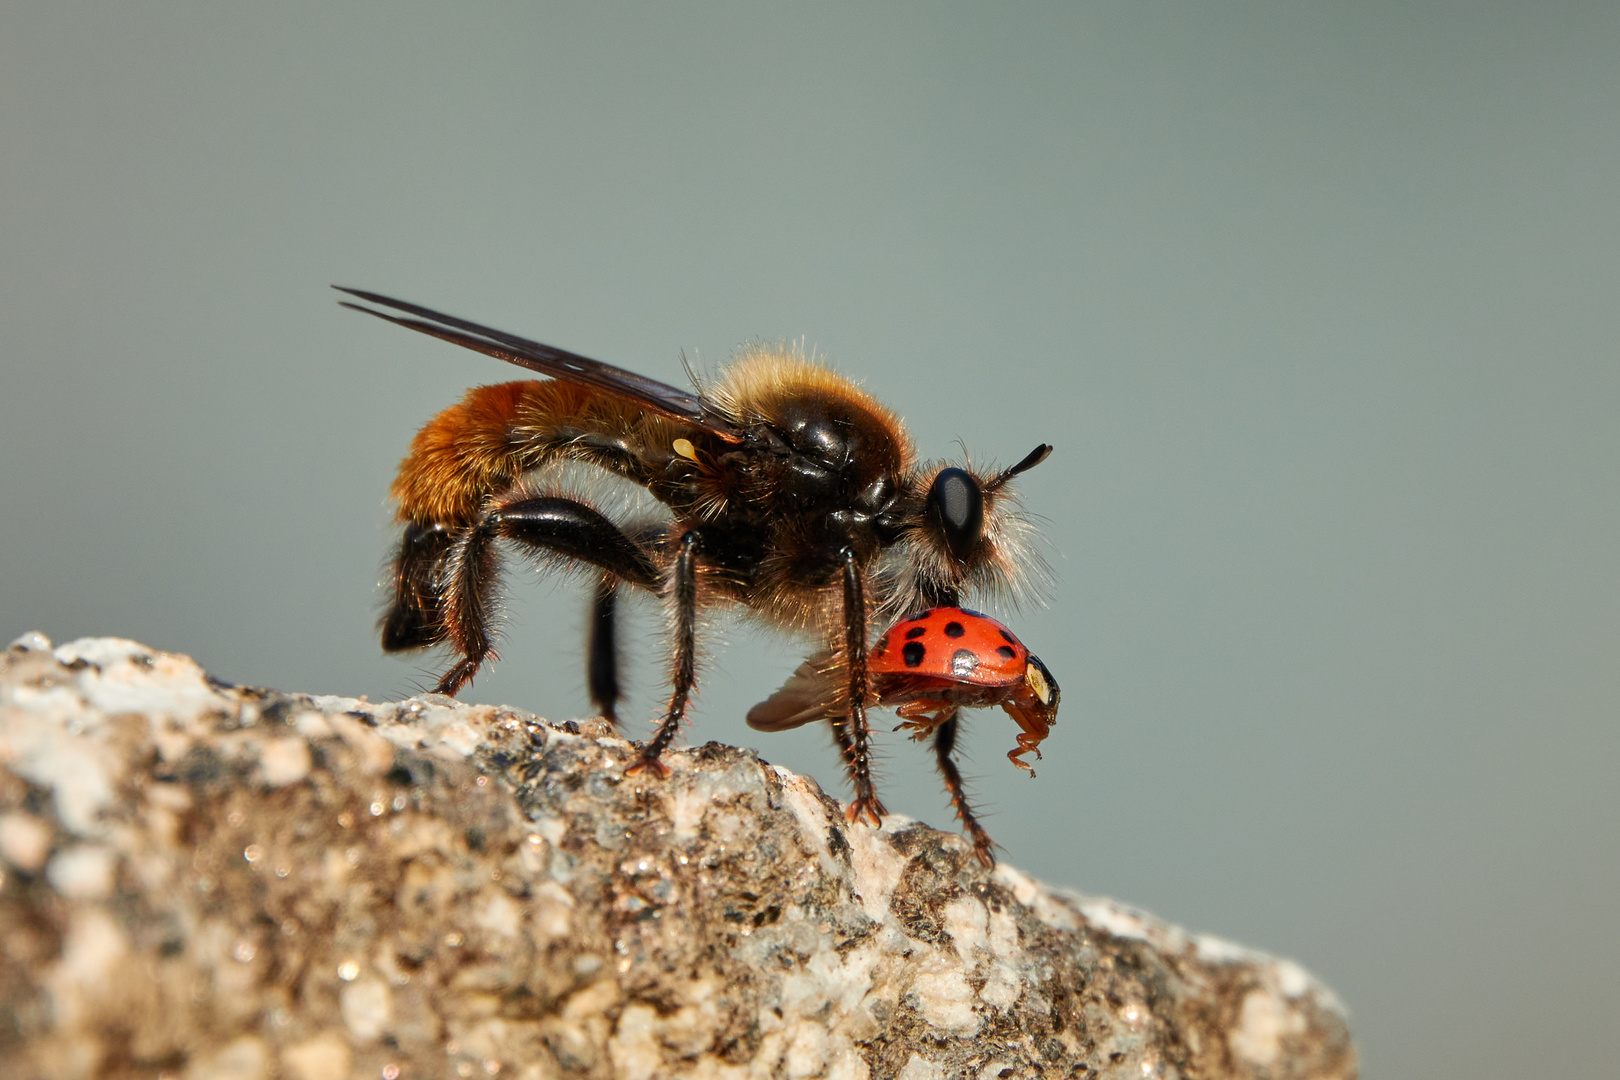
[627,529,702,778]
[836,549,886,826]
[435,517,500,695]
[932,713,997,868]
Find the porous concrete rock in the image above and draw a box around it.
[0,635,1356,1080]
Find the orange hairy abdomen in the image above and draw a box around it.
[390,380,545,526]
[391,379,657,527]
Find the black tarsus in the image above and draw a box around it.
[587,575,622,723]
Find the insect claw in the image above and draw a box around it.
[845,797,886,827]
[625,754,672,780]
[434,657,481,697]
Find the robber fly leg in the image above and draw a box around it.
[834,548,887,826]
[381,521,455,653]
[434,495,660,697]
[584,520,669,723]
[932,712,997,868]
[432,516,502,696]
[586,574,623,724]
[628,529,703,778]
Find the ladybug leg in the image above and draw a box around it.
[834,548,887,827]
[586,574,622,724]
[433,494,660,696]
[1003,700,1052,777]
[627,529,704,778]
[894,700,952,741]
[931,712,997,869]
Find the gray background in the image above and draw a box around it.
[3,3,1616,1076]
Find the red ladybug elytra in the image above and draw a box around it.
[868,606,1060,865]
[871,606,1034,687]
[870,607,1059,770]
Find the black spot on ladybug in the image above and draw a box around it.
[951,649,979,677]
[905,626,927,640]
[901,610,931,625]
[944,621,966,638]
[999,629,1016,644]
[902,641,926,668]
[997,645,1018,659]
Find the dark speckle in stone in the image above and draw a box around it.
[387,751,436,788]
[174,745,226,789]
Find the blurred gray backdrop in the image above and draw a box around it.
[3,4,1616,1076]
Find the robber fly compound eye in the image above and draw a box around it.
[926,467,985,565]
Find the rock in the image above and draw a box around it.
[0,634,1356,1080]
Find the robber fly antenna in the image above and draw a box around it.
[984,444,1052,492]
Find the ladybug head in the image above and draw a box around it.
[1024,653,1059,717]
[886,443,1053,616]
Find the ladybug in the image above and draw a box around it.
[870,606,1059,769]
[749,606,1060,867]
[869,606,1060,866]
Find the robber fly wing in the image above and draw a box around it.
[746,651,842,732]
[336,287,741,439]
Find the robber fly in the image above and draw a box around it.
[339,288,1050,826]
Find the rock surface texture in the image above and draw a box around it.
[0,635,1355,1080]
